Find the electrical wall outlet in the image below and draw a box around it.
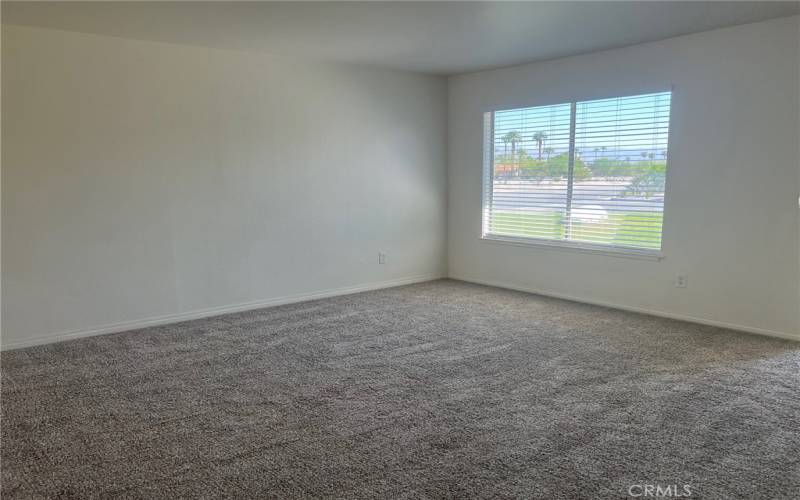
[378,252,387,264]
[674,273,687,288]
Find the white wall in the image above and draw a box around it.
[4,17,799,349]
[1,25,447,348]
[448,17,800,339]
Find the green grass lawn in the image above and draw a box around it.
[488,211,663,250]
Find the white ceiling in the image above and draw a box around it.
[3,1,798,75]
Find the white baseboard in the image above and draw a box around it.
[1,274,443,351]
[450,275,800,343]
[6,273,796,351]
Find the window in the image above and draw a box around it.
[482,91,672,256]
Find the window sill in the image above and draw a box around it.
[480,234,664,261]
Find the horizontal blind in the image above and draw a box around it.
[483,91,671,252]
[485,102,573,240]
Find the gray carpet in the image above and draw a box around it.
[2,279,799,499]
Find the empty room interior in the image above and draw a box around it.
[2,1,800,498]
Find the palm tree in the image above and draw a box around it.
[532,131,548,160]
[543,147,555,160]
[501,134,511,159]
[501,131,522,163]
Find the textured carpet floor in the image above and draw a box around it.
[2,279,799,499]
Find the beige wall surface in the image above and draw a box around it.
[447,17,800,339]
[2,25,447,348]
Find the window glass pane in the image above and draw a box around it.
[489,102,572,240]
[571,92,671,250]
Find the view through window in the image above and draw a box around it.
[482,91,671,253]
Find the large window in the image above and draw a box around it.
[482,91,672,256]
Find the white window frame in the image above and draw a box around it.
[480,91,672,261]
